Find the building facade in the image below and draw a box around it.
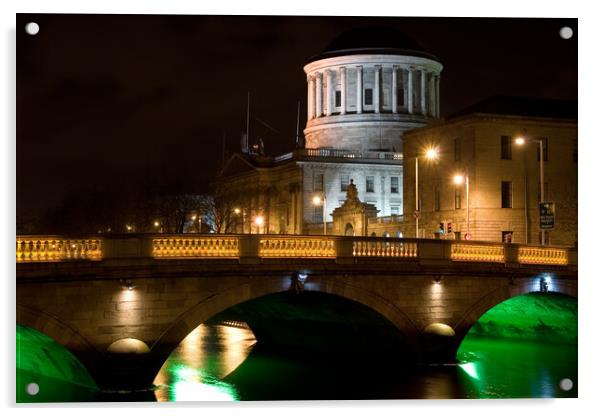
[401,97,577,246]
[218,27,442,235]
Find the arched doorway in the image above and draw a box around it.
[344,223,354,236]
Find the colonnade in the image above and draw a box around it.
[307,65,440,120]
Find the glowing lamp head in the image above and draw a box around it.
[453,174,465,185]
[154,221,160,227]
[126,225,132,231]
[234,208,241,215]
[425,147,439,160]
[312,195,323,206]
[191,215,197,221]
[515,137,526,145]
[254,215,264,226]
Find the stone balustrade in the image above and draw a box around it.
[353,238,417,257]
[518,247,569,265]
[450,243,505,263]
[259,236,336,258]
[15,234,576,268]
[153,237,239,258]
[16,237,102,262]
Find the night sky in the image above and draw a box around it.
[16,14,577,222]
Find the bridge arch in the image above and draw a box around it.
[150,274,422,375]
[452,277,577,354]
[16,303,103,384]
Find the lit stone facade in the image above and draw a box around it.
[401,100,577,246]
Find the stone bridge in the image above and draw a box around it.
[16,234,578,390]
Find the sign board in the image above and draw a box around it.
[539,201,555,230]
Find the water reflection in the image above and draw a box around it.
[153,322,256,402]
[152,322,576,401]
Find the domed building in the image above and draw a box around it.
[218,27,443,236]
[304,26,443,151]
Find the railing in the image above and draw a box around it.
[297,148,403,161]
[518,247,569,265]
[153,237,239,258]
[353,239,417,257]
[260,236,335,258]
[15,234,575,267]
[451,243,505,263]
[16,237,102,262]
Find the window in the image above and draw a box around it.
[434,186,440,211]
[364,88,373,106]
[397,88,404,106]
[501,181,513,208]
[455,189,462,209]
[536,137,549,162]
[335,90,341,107]
[340,175,350,192]
[390,177,399,193]
[366,176,375,193]
[313,205,323,223]
[501,136,512,160]
[454,138,461,162]
[390,206,400,215]
[313,173,324,191]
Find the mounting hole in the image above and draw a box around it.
[26,382,40,396]
[559,378,573,391]
[559,26,573,40]
[25,22,40,36]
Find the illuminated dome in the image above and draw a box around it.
[303,26,443,152]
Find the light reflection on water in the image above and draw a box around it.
[153,323,577,401]
[153,323,256,402]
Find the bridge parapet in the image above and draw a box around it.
[15,234,576,268]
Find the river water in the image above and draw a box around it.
[152,322,577,401]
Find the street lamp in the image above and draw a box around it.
[415,146,440,238]
[453,173,470,239]
[312,193,327,235]
[253,215,264,234]
[515,135,545,246]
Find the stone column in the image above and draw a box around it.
[356,65,363,114]
[374,65,381,113]
[316,72,323,117]
[435,75,440,118]
[408,68,414,115]
[420,70,427,115]
[325,69,332,116]
[307,75,315,120]
[340,66,347,115]
[392,65,398,114]
[429,73,436,117]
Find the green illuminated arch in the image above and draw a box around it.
[16,324,99,402]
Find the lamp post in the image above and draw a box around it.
[415,146,439,238]
[515,135,545,246]
[454,174,470,239]
[312,193,327,235]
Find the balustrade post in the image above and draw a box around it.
[504,243,520,268]
[417,239,452,266]
[103,235,152,259]
[239,235,261,264]
[335,237,354,263]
